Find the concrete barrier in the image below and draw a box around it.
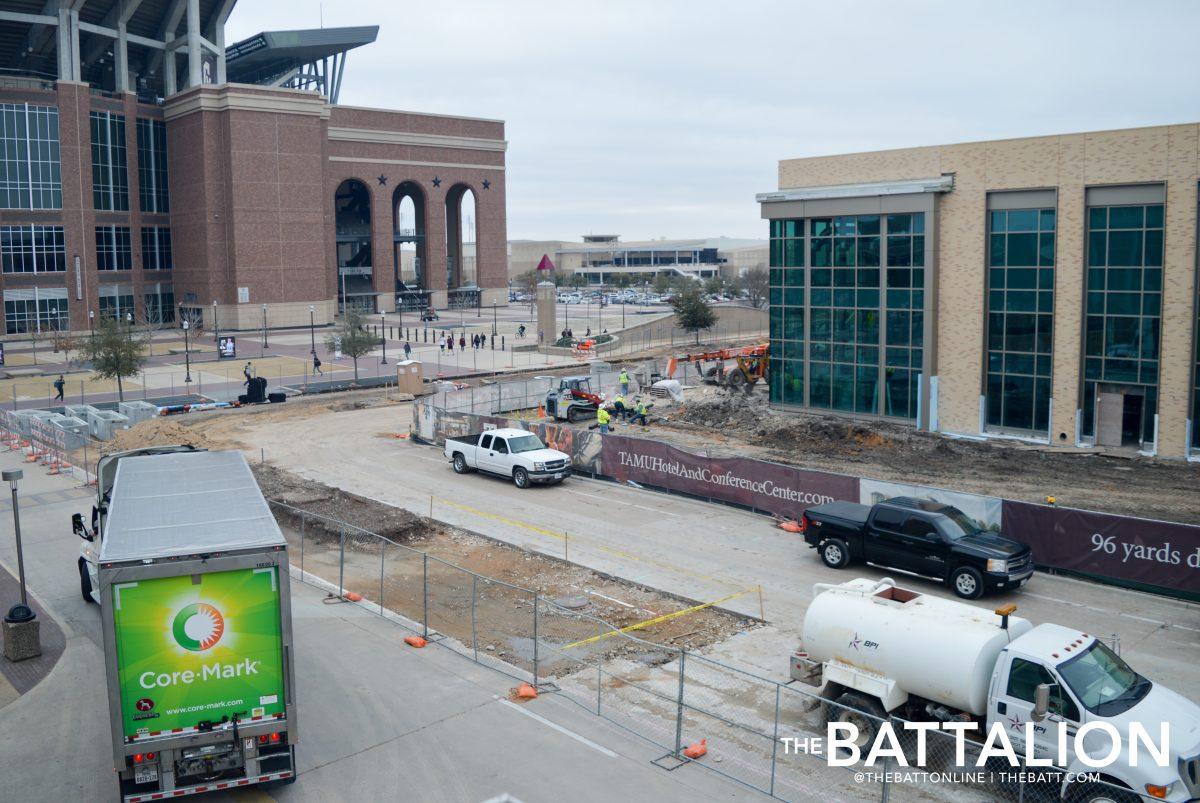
[118,401,158,426]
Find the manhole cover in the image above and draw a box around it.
[554,596,588,610]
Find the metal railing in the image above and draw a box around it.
[269,503,1158,803]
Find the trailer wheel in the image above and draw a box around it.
[949,566,984,599]
[79,559,95,604]
[1067,781,1139,803]
[828,692,887,758]
[452,453,470,474]
[819,538,851,569]
[513,467,530,489]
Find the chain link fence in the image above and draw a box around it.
[270,501,1162,803]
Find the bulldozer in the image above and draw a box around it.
[666,343,769,392]
[545,375,605,422]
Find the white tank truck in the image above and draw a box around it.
[790,577,1200,803]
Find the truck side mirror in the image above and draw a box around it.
[73,512,92,542]
[1032,683,1050,721]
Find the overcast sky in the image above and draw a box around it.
[227,1,1200,242]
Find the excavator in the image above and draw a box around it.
[665,343,769,392]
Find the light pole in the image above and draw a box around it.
[380,312,387,365]
[212,300,218,347]
[492,303,497,337]
[261,304,268,351]
[3,468,34,629]
[88,309,94,339]
[309,305,316,355]
[182,317,192,385]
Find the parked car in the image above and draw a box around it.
[799,496,1034,598]
[444,428,571,488]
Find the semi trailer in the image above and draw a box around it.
[791,577,1200,802]
[75,448,298,801]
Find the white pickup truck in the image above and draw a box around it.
[791,577,1200,803]
[445,428,571,488]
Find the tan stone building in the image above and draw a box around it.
[758,123,1199,458]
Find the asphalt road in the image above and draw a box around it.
[238,402,1200,697]
[0,445,760,803]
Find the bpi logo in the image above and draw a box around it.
[172,603,225,652]
[848,632,879,651]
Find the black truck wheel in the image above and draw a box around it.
[513,467,530,489]
[826,692,887,758]
[819,538,851,569]
[452,453,469,474]
[79,559,95,604]
[950,566,985,599]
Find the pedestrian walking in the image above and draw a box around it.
[459,334,466,351]
[52,374,65,401]
[619,368,631,396]
[439,336,445,353]
[403,341,412,360]
[312,354,323,374]
[447,335,454,353]
[243,362,253,386]
[597,405,611,435]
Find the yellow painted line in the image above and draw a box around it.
[563,589,753,649]
[430,496,737,588]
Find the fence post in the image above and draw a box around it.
[337,528,345,597]
[674,648,686,758]
[471,574,478,661]
[422,553,429,637]
[880,755,891,802]
[769,684,781,795]
[300,513,306,576]
[379,542,386,616]
[532,592,539,687]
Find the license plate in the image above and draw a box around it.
[134,764,159,785]
[554,472,563,479]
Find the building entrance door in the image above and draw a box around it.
[1095,386,1144,448]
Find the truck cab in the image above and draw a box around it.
[989,624,1200,802]
[75,444,204,604]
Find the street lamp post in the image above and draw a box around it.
[88,309,94,338]
[492,303,497,337]
[261,304,268,351]
[212,300,218,346]
[2,467,40,662]
[182,317,192,385]
[380,312,387,365]
[309,305,316,355]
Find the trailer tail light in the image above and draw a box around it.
[133,753,144,764]
[146,753,155,761]
[270,732,281,743]
[258,735,268,745]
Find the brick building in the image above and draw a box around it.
[758,123,1199,459]
[0,2,507,336]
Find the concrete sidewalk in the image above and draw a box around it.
[0,560,65,709]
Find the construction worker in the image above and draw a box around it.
[612,393,627,420]
[597,405,612,434]
[619,368,631,395]
[630,398,652,427]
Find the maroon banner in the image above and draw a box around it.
[600,435,859,520]
[1003,500,1200,597]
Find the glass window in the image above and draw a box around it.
[479,434,492,449]
[140,227,172,270]
[1082,203,1163,442]
[4,293,69,334]
[1,225,66,273]
[136,118,169,214]
[143,284,176,324]
[0,104,61,209]
[985,206,1055,435]
[96,226,132,271]
[872,507,905,530]
[91,111,129,211]
[1006,658,1080,721]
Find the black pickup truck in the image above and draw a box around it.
[800,497,1034,599]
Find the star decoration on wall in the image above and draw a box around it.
[482,179,491,190]
[377,174,387,186]
[431,176,442,188]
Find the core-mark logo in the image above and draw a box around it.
[172,603,225,652]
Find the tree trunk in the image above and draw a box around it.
[117,374,124,402]
[353,357,359,382]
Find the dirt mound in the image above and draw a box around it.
[101,416,228,455]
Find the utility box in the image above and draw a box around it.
[86,410,130,441]
[48,414,89,450]
[395,360,424,395]
[118,401,158,426]
[66,404,100,421]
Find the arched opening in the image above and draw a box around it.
[334,178,374,313]
[445,184,479,308]
[393,181,428,311]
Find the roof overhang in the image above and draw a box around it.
[756,175,954,204]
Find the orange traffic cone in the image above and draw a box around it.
[515,683,538,700]
[684,739,707,759]
[404,635,427,648]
